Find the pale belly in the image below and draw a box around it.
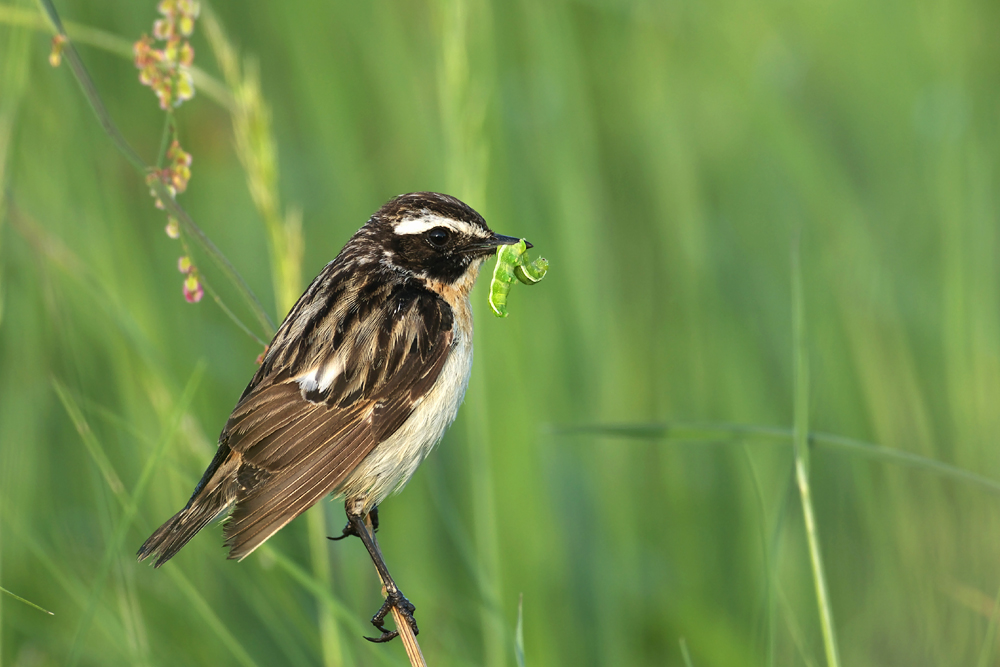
[336,322,474,511]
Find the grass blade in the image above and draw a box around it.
[555,422,1000,498]
[57,365,205,666]
[163,567,260,667]
[792,236,840,667]
[740,447,776,667]
[679,637,695,667]
[0,584,54,615]
[260,545,402,667]
[976,581,1000,667]
[515,593,525,667]
[436,0,505,661]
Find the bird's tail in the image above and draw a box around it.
[137,444,237,568]
[136,488,232,568]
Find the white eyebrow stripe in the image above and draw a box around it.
[392,214,484,237]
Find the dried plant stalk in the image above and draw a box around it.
[364,515,427,667]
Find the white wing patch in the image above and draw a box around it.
[295,358,345,398]
[392,213,487,238]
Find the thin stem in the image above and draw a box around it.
[177,234,268,347]
[306,505,342,667]
[435,0,505,660]
[0,4,234,109]
[149,172,274,340]
[200,276,267,347]
[155,110,174,169]
[0,585,54,615]
[35,0,275,341]
[362,515,427,667]
[35,0,145,171]
[791,236,841,667]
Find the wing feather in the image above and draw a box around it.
[136,267,456,567]
[218,279,454,559]
[224,429,370,558]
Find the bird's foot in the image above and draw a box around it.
[328,506,379,541]
[326,521,359,541]
[364,589,418,643]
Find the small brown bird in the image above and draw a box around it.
[138,192,527,642]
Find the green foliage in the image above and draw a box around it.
[2,0,1000,665]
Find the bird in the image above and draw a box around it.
[137,192,527,642]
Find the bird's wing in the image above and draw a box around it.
[219,279,454,560]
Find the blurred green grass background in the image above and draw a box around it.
[3,0,1000,664]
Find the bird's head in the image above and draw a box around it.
[359,192,528,286]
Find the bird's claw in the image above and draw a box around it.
[328,506,379,541]
[363,590,417,643]
[326,521,358,541]
[364,630,399,644]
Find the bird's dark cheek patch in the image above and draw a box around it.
[387,237,428,271]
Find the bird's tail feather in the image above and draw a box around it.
[137,489,231,568]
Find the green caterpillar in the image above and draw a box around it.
[488,239,549,318]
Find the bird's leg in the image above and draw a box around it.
[328,504,380,541]
[329,500,417,643]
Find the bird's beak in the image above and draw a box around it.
[487,233,532,249]
[465,233,532,256]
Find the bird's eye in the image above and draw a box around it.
[426,227,451,247]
